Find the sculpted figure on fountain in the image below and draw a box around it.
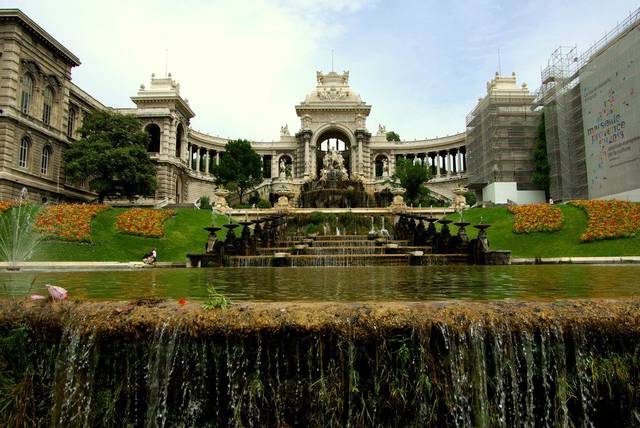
[319,149,348,182]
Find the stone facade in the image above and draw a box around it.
[0,9,470,206]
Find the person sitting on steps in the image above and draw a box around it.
[143,247,157,265]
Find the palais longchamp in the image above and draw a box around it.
[0,9,549,207]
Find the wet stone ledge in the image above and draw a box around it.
[1,298,640,426]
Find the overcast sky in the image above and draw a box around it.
[8,0,639,141]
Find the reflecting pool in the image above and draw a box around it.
[1,264,639,301]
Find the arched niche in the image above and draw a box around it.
[145,123,161,153]
[314,127,353,178]
[175,123,184,158]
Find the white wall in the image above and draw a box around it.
[482,182,546,204]
[599,188,640,202]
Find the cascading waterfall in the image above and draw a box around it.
[1,299,640,426]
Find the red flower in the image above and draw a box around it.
[178,297,187,305]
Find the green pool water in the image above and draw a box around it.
[1,265,639,302]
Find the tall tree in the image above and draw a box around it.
[386,131,401,142]
[532,112,550,197]
[393,158,432,205]
[63,111,157,203]
[212,139,262,204]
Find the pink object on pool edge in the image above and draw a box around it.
[29,294,46,301]
[45,285,68,300]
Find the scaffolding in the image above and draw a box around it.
[466,83,540,194]
[535,7,640,201]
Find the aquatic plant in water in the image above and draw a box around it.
[0,193,41,268]
[201,285,230,310]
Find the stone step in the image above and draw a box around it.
[225,253,468,267]
[257,246,432,255]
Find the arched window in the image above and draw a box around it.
[145,123,161,153]
[175,124,183,158]
[41,146,51,175]
[42,87,54,125]
[20,74,33,114]
[67,107,76,138]
[19,137,30,168]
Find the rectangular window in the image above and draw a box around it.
[43,104,51,125]
[19,139,29,168]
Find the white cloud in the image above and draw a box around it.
[7,0,640,142]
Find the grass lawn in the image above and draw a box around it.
[445,205,640,258]
[20,204,640,262]
[32,208,232,262]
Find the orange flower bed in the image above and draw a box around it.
[35,204,110,242]
[569,200,640,242]
[508,204,563,233]
[116,208,175,238]
[0,200,17,212]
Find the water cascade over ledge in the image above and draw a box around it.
[1,299,640,426]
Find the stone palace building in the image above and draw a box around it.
[0,9,548,207]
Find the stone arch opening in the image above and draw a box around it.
[315,129,352,178]
[374,154,389,178]
[145,123,161,153]
[175,123,184,158]
[278,154,293,178]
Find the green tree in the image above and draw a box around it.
[212,139,262,203]
[63,111,157,203]
[386,131,401,142]
[532,112,550,197]
[393,158,432,205]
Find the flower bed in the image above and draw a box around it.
[115,208,175,238]
[0,200,18,213]
[569,200,640,242]
[35,204,110,242]
[508,204,563,234]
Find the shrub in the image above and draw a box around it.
[198,196,211,210]
[508,204,563,234]
[248,192,261,206]
[116,208,175,238]
[464,192,477,207]
[570,200,640,242]
[257,199,272,209]
[35,204,110,242]
[309,211,326,225]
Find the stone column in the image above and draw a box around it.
[461,150,466,172]
[445,151,451,176]
[435,153,441,177]
[195,146,201,173]
[304,135,310,177]
[271,152,278,178]
[451,148,457,174]
[358,136,363,175]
